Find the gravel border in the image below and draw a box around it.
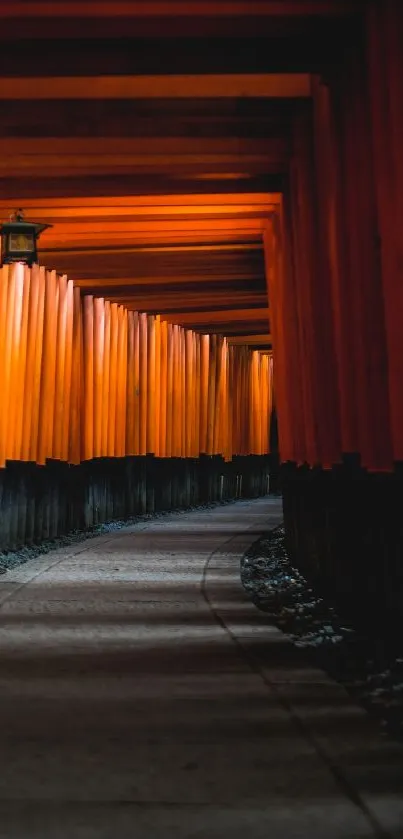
[241,525,403,741]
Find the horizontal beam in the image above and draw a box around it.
[41,242,263,254]
[0,39,343,80]
[0,174,283,200]
[161,307,270,324]
[0,161,284,181]
[41,218,268,234]
[98,296,267,314]
[227,334,272,345]
[0,3,358,19]
[0,192,280,212]
[168,323,271,335]
[0,138,286,156]
[73,274,265,287]
[0,74,311,100]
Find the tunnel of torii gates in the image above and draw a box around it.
[1,0,403,625]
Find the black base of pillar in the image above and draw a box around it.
[281,461,403,630]
[0,453,273,554]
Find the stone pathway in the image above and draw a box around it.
[0,498,402,838]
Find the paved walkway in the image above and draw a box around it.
[0,498,402,838]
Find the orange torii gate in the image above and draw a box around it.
[0,262,273,469]
[0,261,274,552]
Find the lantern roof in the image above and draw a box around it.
[0,209,52,236]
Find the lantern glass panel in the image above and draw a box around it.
[9,232,35,252]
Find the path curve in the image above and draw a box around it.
[0,498,402,838]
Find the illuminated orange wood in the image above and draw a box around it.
[241,348,249,455]
[154,316,161,458]
[13,265,30,461]
[6,264,22,460]
[166,323,174,458]
[53,274,68,460]
[0,267,10,466]
[132,311,140,456]
[37,270,58,464]
[21,264,38,461]
[2,193,275,212]
[194,332,200,458]
[180,329,186,458]
[159,319,168,458]
[138,313,148,456]
[116,306,128,457]
[147,315,156,455]
[92,296,105,458]
[126,310,136,456]
[81,295,94,461]
[68,285,81,465]
[178,326,184,458]
[185,330,193,458]
[101,300,111,456]
[61,279,74,462]
[108,303,119,457]
[218,338,227,457]
[199,334,209,454]
[172,325,180,456]
[206,335,216,456]
[0,264,274,468]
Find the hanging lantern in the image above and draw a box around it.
[0,208,52,267]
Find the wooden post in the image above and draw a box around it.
[6,264,22,462]
[93,296,105,459]
[133,311,140,456]
[147,315,156,454]
[21,265,38,462]
[154,315,161,458]
[194,332,201,458]
[116,305,127,458]
[139,312,148,456]
[200,334,209,454]
[366,0,403,463]
[185,329,193,458]
[53,274,68,460]
[166,322,174,458]
[13,265,30,462]
[68,285,81,466]
[38,269,59,465]
[61,279,74,462]
[206,335,217,455]
[180,328,186,458]
[126,310,136,456]
[159,319,168,458]
[108,303,119,458]
[81,295,94,462]
[172,325,181,457]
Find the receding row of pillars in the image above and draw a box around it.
[265,0,403,474]
[0,454,273,553]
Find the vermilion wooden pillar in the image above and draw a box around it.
[280,204,307,464]
[310,79,357,462]
[303,105,342,468]
[69,285,81,465]
[263,213,302,464]
[317,49,392,472]
[266,122,342,471]
[288,107,321,466]
[366,0,403,464]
